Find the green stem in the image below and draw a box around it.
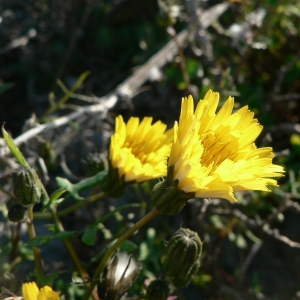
[34,191,105,220]
[82,208,159,300]
[49,206,98,300]
[40,185,98,300]
[27,206,44,275]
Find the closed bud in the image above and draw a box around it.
[163,228,202,288]
[98,252,142,300]
[146,279,169,300]
[86,152,109,176]
[102,161,133,197]
[151,166,195,215]
[8,203,26,222]
[13,168,42,207]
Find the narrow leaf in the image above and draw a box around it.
[27,235,51,247]
[50,188,67,203]
[120,240,138,252]
[2,124,30,168]
[82,226,98,246]
[52,231,75,240]
[56,177,84,201]
[56,170,108,201]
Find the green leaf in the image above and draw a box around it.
[50,188,67,203]
[26,231,75,247]
[33,272,60,287]
[56,177,83,200]
[1,124,30,168]
[72,170,108,191]
[42,188,67,211]
[44,224,55,232]
[82,226,98,246]
[119,240,138,252]
[52,231,76,240]
[27,235,51,247]
[56,170,108,201]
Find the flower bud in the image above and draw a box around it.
[86,152,109,176]
[163,228,202,288]
[98,252,142,300]
[146,278,169,300]
[101,162,133,198]
[8,203,26,222]
[13,168,42,207]
[151,166,195,215]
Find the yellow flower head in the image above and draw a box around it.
[103,115,173,196]
[152,90,284,214]
[170,90,284,201]
[22,282,60,300]
[110,116,173,181]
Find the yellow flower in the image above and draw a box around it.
[103,115,173,196]
[152,90,284,214]
[22,282,60,300]
[110,116,173,182]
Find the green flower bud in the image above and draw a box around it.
[86,152,109,176]
[101,161,134,198]
[8,204,26,222]
[13,168,42,207]
[163,228,202,288]
[146,279,169,300]
[151,166,195,215]
[98,252,142,300]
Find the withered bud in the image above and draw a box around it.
[98,252,142,300]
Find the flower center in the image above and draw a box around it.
[124,141,149,164]
[201,131,238,172]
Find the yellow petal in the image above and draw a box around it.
[38,286,60,300]
[22,282,39,300]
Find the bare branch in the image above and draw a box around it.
[210,206,300,249]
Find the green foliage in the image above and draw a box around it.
[56,170,108,201]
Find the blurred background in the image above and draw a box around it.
[1,0,300,299]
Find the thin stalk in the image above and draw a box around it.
[27,206,44,275]
[49,206,98,300]
[40,185,98,300]
[82,208,159,300]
